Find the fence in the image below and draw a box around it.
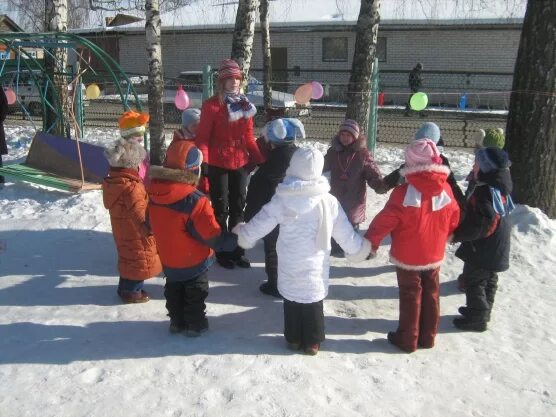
[6,68,510,147]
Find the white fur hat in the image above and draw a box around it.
[104,139,146,168]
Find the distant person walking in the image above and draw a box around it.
[405,63,424,116]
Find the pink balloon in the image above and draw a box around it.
[294,83,313,105]
[174,85,190,110]
[4,88,16,105]
[311,81,324,100]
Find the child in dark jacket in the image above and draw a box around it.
[323,119,390,257]
[244,118,304,297]
[452,147,514,332]
[148,141,235,336]
[383,122,466,209]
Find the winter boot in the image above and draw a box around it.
[287,342,301,351]
[458,306,491,322]
[304,344,320,356]
[185,319,209,338]
[169,321,186,334]
[259,282,281,298]
[457,274,466,292]
[453,316,487,332]
[387,331,416,353]
[118,289,150,304]
[216,253,235,270]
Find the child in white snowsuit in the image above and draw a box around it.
[233,147,371,355]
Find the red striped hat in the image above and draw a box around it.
[339,119,360,139]
[218,59,242,80]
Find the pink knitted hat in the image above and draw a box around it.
[404,139,443,167]
[339,119,360,140]
[218,59,242,80]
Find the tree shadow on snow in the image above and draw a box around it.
[0,228,149,307]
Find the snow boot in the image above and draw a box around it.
[304,344,320,356]
[453,316,487,332]
[119,289,150,304]
[387,331,416,353]
[259,282,281,298]
[169,321,186,334]
[458,306,491,322]
[185,319,209,338]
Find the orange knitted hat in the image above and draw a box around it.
[118,110,149,139]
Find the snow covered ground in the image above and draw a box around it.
[0,124,555,417]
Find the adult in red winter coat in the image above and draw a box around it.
[323,119,390,256]
[365,139,460,353]
[195,59,264,269]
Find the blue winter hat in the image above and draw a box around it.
[414,122,441,144]
[181,108,201,128]
[263,118,306,144]
[475,147,510,173]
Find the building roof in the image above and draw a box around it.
[0,14,23,32]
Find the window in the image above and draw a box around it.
[322,37,348,62]
[377,37,387,62]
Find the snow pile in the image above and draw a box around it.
[0,125,554,417]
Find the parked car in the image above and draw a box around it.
[1,70,87,116]
[164,71,311,126]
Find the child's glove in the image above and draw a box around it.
[214,231,238,252]
[200,162,209,177]
[231,223,256,249]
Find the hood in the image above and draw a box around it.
[477,167,513,195]
[147,179,198,205]
[400,164,450,196]
[149,165,199,185]
[331,134,366,152]
[285,147,324,181]
[102,168,141,209]
[275,175,330,216]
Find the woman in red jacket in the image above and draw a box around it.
[196,59,264,269]
[365,139,460,353]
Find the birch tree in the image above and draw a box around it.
[231,0,259,83]
[345,0,380,135]
[259,0,272,111]
[44,0,69,137]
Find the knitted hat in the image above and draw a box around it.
[404,138,443,167]
[104,138,146,169]
[263,118,306,144]
[414,122,441,144]
[483,128,505,148]
[339,119,360,140]
[181,108,201,128]
[475,147,510,173]
[473,128,505,149]
[164,140,203,175]
[285,146,324,181]
[218,59,242,81]
[118,110,149,139]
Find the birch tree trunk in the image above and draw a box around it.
[231,0,259,84]
[345,0,381,135]
[44,0,69,137]
[260,0,272,112]
[145,0,165,165]
[506,0,556,218]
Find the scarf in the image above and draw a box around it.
[490,186,515,217]
[224,92,257,122]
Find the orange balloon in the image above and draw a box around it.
[294,83,313,105]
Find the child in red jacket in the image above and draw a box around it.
[365,139,460,353]
[148,141,236,336]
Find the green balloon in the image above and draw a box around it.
[410,92,428,111]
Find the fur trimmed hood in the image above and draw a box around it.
[400,163,451,196]
[104,139,146,169]
[148,165,199,185]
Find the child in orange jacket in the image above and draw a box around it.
[148,141,236,336]
[103,137,162,304]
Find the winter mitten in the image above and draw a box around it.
[345,239,372,263]
[200,162,209,177]
[231,223,256,249]
[383,168,402,189]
